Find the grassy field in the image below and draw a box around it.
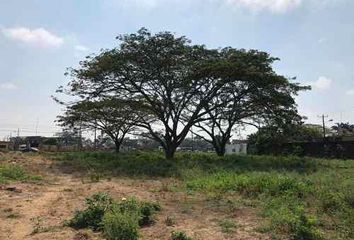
[0,154,42,184]
[48,151,354,240]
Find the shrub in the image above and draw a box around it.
[171,231,193,240]
[103,211,139,240]
[67,193,161,238]
[67,193,113,231]
[115,197,161,226]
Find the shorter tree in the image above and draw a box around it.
[192,49,309,156]
[57,99,138,153]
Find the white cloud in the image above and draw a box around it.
[318,38,327,44]
[0,82,18,90]
[1,27,64,48]
[226,0,302,13]
[346,89,354,96]
[74,45,89,52]
[310,76,333,91]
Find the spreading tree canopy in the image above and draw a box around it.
[57,99,138,152]
[192,48,309,156]
[58,28,307,159]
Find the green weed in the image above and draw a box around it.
[171,231,193,240]
[0,164,42,184]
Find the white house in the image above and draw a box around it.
[225,140,248,155]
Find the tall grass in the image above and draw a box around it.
[50,151,319,178]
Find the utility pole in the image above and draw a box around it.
[317,115,333,141]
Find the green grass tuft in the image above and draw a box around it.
[0,164,42,184]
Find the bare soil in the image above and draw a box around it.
[0,154,269,240]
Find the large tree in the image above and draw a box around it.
[192,49,309,156]
[61,28,233,159]
[57,99,137,153]
[59,28,307,159]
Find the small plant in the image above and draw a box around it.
[114,197,161,226]
[165,216,177,226]
[219,219,237,234]
[6,213,20,219]
[88,168,103,182]
[67,193,161,239]
[67,193,113,231]
[139,201,161,226]
[103,211,139,240]
[31,217,44,235]
[171,231,193,240]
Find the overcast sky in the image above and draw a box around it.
[0,0,354,139]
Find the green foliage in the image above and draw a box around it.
[114,197,161,227]
[219,219,237,234]
[0,164,42,184]
[59,28,309,159]
[186,171,311,197]
[67,193,113,231]
[264,196,324,240]
[103,211,139,240]
[67,193,161,239]
[248,124,323,155]
[171,231,193,240]
[52,151,318,178]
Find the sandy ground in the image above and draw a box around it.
[0,154,269,240]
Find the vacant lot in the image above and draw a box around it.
[0,152,353,240]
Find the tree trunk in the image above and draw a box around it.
[164,144,177,160]
[212,138,227,157]
[215,144,226,156]
[114,140,121,153]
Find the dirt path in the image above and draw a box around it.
[0,154,268,240]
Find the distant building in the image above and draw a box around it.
[225,140,248,155]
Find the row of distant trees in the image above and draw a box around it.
[54,28,309,159]
[248,122,354,155]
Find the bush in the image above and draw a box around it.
[67,193,161,238]
[67,193,113,231]
[171,231,193,240]
[103,211,139,240]
[114,197,161,226]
